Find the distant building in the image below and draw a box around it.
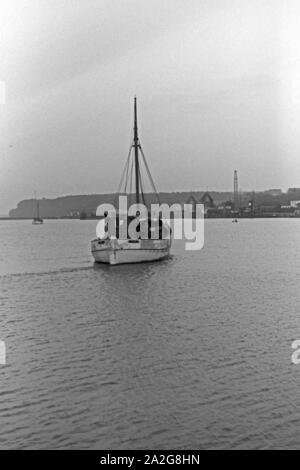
[264,189,282,196]
[223,200,234,210]
[185,191,215,216]
[258,204,295,217]
[199,191,215,211]
[66,210,80,218]
[288,188,300,194]
[243,199,254,216]
[290,200,300,208]
[185,195,197,212]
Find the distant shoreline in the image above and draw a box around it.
[8,189,300,220]
[0,217,81,221]
[1,215,300,221]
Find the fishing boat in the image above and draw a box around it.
[91,98,171,265]
[32,194,44,225]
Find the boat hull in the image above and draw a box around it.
[32,219,44,225]
[91,238,170,265]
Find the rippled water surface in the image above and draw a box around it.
[0,219,300,449]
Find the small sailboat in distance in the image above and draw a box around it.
[232,169,239,223]
[32,192,44,225]
[91,97,171,265]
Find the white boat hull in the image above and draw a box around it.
[91,238,170,265]
[32,219,44,225]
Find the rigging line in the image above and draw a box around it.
[128,152,134,208]
[127,153,131,203]
[113,147,132,207]
[122,148,132,194]
[116,146,132,196]
[138,145,161,204]
[137,150,149,208]
[124,147,133,194]
[114,123,134,204]
[138,159,147,207]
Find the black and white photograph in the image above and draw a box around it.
[0,0,300,454]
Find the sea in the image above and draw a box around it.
[0,218,299,449]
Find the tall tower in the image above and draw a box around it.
[234,170,239,212]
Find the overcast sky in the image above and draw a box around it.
[0,0,300,213]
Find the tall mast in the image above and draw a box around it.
[34,190,39,219]
[133,97,140,204]
[234,169,239,212]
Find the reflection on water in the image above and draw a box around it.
[0,219,300,449]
